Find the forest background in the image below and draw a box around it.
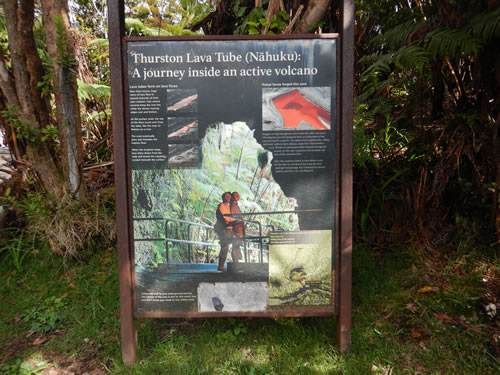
[0,0,499,374]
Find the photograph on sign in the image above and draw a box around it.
[127,38,337,315]
[262,87,331,131]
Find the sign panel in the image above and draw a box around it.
[126,37,337,316]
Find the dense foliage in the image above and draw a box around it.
[353,0,500,249]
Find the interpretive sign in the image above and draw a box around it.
[126,37,338,316]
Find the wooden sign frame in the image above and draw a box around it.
[109,0,353,365]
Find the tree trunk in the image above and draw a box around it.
[495,55,500,243]
[1,0,65,197]
[494,110,500,244]
[261,0,280,34]
[41,0,84,197]
[431,58,444,120]
[294,0,332,33]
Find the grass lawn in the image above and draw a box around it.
[0,237,498,374]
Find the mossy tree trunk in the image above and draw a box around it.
[293,0,333,33]
[0,0,84,198]
[42,0,84,197]
[1,0,65,197]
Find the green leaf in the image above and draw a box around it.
[236,6,247,17]
[279,10,289,21]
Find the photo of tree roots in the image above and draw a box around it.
[0,1,499,374]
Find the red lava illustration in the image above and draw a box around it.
[272,90,330,130]
[168,121,197,138]
[168,94,198,111]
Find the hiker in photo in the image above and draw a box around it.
[214,192,236,271]
[230,192,244,264]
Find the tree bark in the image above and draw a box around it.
[431,58,444,120]
[262,0,280,34]
[1,0,65,197]
[19,0,52,128]
[0,52,20,109]
[494,55,500,243]
[294,0,332,33]
[41,0,84,197]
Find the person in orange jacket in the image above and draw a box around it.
[214,192,237,271]
[230,192,244,264]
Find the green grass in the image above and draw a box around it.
[0,234,498,374]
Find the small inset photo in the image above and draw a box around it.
[167,89,198,112]
[168,143,201,168]
[168,117,198,141]
[262,87,331,131]
[197,282,268,312]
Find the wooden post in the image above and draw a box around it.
[338,0,354,354]
[108,0,138,365]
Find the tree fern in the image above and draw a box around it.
[88,38,109,49]
[84,109,111,123]
[355,76,398,129]
[125,17,150,36]
[466,8,500,41]
[372,19,427,51]
[424,27,484,58]
[396,45,430,74]
[357,76,395,102]
[361,46,430,79]
[359,52,394,76]
[77,79,111,101]
[353,103,376,168]
[124,17,197,37]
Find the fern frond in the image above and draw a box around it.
[77,79,111,101]
[357,77,395,103]
[124,18,170,36]
[370,94,395,116]
[361,46,430,80]
[142,26,171,36]
[84,109,112,123]
[354,102,375,126]
[162,24,199,36]
[372,19,427,50]
[396,46,430,73]
[125,17,147,35]
[466,8,500,41]
[360,52,394,77]
[88,38,109,49]
[424,27,484,57]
